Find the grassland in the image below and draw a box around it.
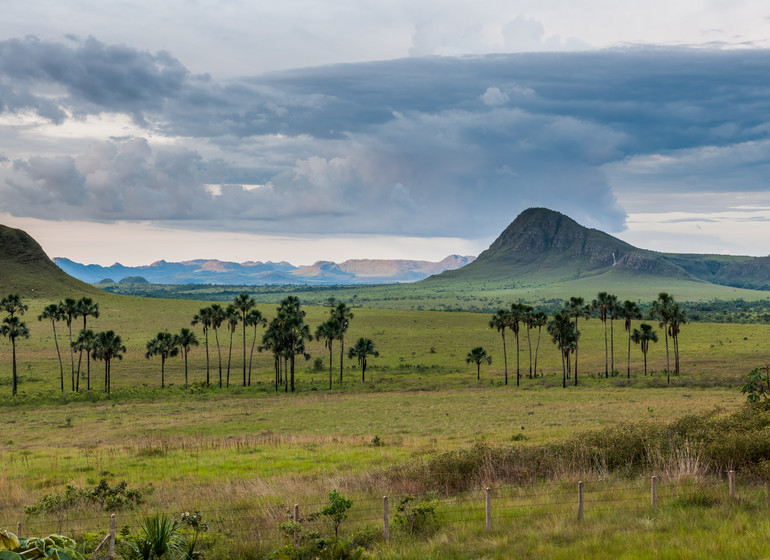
[1,291,769,558]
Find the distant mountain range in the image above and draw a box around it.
[430,207,770,291]
[53,255,476,285]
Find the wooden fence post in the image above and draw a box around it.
[383,496,389,542]
[16,522,21,538]
[577,481,584,522]
[651,476,658,510]
[728,470,736,500]
[485,488,491,532]
[109,513,116,559]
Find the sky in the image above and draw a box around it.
[1,1,770,266]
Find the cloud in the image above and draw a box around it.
[2,38,770,239]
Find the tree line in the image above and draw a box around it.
[0,293,380,396]
[476,292,686,387]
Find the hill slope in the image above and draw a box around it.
[0,225,102,298]
[430,208,769,292]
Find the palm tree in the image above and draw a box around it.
[316,319,341,390]
[1,316,30,396]
[650,292,674,383]
[618,300,643,379]
[489,309,510,385]
[632,323,658,376]
[0,293,28,318]
[548,309,575,388]
[465,346,492,381]
[91,330,126,397]
[192,307,214,386]
[145,332,179,388]
[224,304,240,388]
[72,329,96,391]
[208,304,226,388]
[329,300,354,383]
[591,292,616,378]
[244,308,266,386]
[277,297,311,392]
[348,337,379,383]
[260,321,284,391]
[38,303,65,392]
[174,328,199,388]
[530,311,548,377]
[233,293,257,387]
[565,297,590,385]
[74,297,99,385]
[60,297,79,390]
[509,303,531,386]
[668,304,687,376]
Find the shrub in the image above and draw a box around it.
[394,494,439,536]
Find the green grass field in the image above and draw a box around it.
[1,291,769,558]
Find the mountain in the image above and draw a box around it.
[54,255,476,286]
[430,208,770,291]
[0,225,101,298]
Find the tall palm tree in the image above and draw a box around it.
[632,323,658,376]
[509,303,531,386]
[668,304,687,376]
[530,311,548,377]
[260,321,284,391]
[1,316,30,396]
[244,308,266,386]
[192,307,214,386]
[316,319,341,390]
[145,332,179,388]
[91,330,126,397]
[208,304,226,388]
[618,300,643,378]
[565,297,590,385]
[465,346,492,381]
[38,303,65,392]
[74,297,99,385]
[224,304,240,388]
[348,337,379,383]
[72,329,96,391]
[548,309,575,388]
[489,309,510,385]
[650,292,674,383]
[233,293,257,387]
[591,292,616,378]
[60,297,79,390]
[174,328,199,388]
[277,297,311,392]
[329,300,354,383]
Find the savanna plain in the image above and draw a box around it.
[2,292,770,559]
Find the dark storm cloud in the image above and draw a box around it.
[2,37,769,237]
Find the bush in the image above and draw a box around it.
[394,494,438,536]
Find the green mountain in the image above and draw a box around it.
[0,225,102,298]
[431,208,770,293]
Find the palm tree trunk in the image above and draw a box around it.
[161,356,165,388]
[274,356,279,391]
[362,359,366,383]
[664,329,670,384]
[627,331,632,379]
[249,327,258,386]
[214,329,222,389]
[527,328,533,379]
[339,335,344,383]
[610,318,615,376]
[226,330,234,388]
[76,351,83,392]
[11,338,17,396]
[204,332,210,386]
[501,332,508,385]
[534,327,542,376]
[184,350,189,388]
[52,322,64,393]
[573,318,579,385]
[68,324,75,391]
[560,341,567,389]
[290,354,295,392]
[242,320,247,387]
[515,332,520,387]
[86,353,91,391]
[674,334,680,375]
[329,344,333,390]
[477,362,480,380]
[603,319,608,378]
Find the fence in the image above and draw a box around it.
[2,471,742,557]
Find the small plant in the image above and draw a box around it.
[394,494,439,536]
[0,530,86,560]
[371,435,384,447]
[321,490,353,542]
[180,510,209,559]
[312,357,325,372]
[741,363,770,403]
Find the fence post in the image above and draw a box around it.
[16,522,21,538]
[577,481,584,522]
[109,513,116,559]
[485,487,491,532]
[383,496,389,542]
[728,470,736,500]
[293,504,299,546]
[651,476,658,510]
